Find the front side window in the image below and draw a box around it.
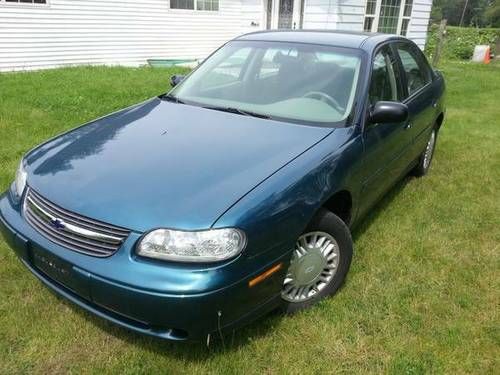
[170,41,362,125]
[396,44,431,96]
[369,47,401,104]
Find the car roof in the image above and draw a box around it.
[234,30,406,51]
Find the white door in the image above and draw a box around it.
[265,0,302,29]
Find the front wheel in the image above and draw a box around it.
[281,209,353,313]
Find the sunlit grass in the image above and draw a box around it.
[0,61,498,374]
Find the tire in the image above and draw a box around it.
[412,128,437,177]
[281,209,353,314]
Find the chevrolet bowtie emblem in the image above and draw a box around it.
[50,218,66,230]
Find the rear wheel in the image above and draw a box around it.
[413,128,437,177]
[281,209,353,313]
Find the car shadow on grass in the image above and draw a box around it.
[51,175,412,359]
[59,295,284,359]
[351,176,411,242]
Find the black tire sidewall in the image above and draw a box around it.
[413,128,438,177]
[283,209,353,314]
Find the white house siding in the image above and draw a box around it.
[240,0,263,33]
[0,0,432,71]
[407,0,432,49]
[0,0,243,72]
[302,0,431,49]
[303,0,365,31]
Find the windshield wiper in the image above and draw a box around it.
[161,94,185,104]
[202,105,271,119]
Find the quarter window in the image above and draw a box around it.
[369,47,401,104]
[396,44,432,96]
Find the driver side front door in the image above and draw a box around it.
[358,43,414,218]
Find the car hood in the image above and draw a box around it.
[25,98,333,232]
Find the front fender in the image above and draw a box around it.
[212,127,363,261]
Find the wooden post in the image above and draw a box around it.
[432,19,447,67]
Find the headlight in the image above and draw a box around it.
[14,160,27,198]
[137,228,246,262]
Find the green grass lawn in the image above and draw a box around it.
[0,62,499,374]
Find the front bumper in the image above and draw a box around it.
[0,192,289,341]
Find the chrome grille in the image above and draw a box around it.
[23,188,130,257]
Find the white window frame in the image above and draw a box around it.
[0,0,50,6]
[363,0,413,36]
[169,0,219,12]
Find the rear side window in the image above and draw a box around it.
[396,44,432,97]
[369,46,401,104]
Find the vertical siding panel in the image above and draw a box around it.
[407,0,432,49]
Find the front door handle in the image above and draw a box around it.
[405,122,413,130]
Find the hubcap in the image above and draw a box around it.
[423,130,436,170]
[281,231,340,303]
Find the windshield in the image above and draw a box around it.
[170,41,362,125]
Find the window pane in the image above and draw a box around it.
[196,0,219,10]
[171,41,362,124]
[403,0,413,17]
[377,0,402,34]
[397,45,431,96]
[369,48,399,104]
[364,16,374,32]
[258,47,298,79]
[170,0,194,9]
[400,18,409,36]
[365,0,377,15]
[5,0,47,2]
[198,47,252,90]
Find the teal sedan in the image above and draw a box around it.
[0,30,445,341]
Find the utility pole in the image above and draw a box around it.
[459,0,469,26]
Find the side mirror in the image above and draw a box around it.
[369,101,409,124]
[170,75,185,87]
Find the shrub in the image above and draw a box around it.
[425,25,500,60]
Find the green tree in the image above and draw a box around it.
[431,0,498,27]
[485,0,500,26]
